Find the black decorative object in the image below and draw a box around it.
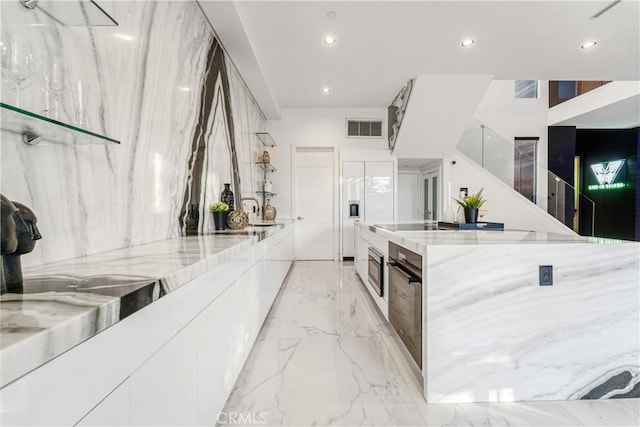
[221,183,234,212]
[212,211,228,231]
[464,207,479,224]
[1,195,41,294]
[438,221,504,230]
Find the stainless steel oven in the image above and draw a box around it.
[388,242,423,369]
[367,247,384,297]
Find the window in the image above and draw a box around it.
[515,80,539,98]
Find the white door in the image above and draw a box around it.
[295,147,335,260]
[398,172,420,221]
[422,170,439,221]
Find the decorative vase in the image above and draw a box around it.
[464,207,479,224]
[263,180,273,193]
[262,150,270,164]
[263,200,277,222]
[221,183,234,211]
[212,211,228,230]
[227,209,249,230]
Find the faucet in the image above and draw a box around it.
[240,197,260,215]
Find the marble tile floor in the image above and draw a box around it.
[220,261,640,427]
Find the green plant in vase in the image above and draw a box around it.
[454,188,486,224]
[210,202,229,230]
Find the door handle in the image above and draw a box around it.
[297,216,304,220]
[388,263,421,285]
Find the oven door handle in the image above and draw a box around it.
[387,262,421,285]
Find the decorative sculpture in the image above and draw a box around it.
[0,194,41,294]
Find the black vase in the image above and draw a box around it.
[221,183,234,211]
[464,207,479,224]
[213,211,228,230]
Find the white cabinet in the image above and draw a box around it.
[76,380,131,426]
[341,160,395,259]
[130,325,199,426]
[0,224,295,427]
[364,161,395,225]
[342,161,365,257]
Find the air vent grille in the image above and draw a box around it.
[346,119,383,138]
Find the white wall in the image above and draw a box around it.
[452,80,550,211]
[441,151,574,235]
[267,108,390,219]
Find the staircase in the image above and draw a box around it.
[391,75,595,236]
[457,119,595,236]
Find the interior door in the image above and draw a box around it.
[295,147,335,260]
[398,172,420,221]
[422,171,439,221]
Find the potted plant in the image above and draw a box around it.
[454,188,486,224]
[210,202,229,230]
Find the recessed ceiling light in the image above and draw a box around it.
[326,11,336,20]
[179,87,190,92]
[581,41,597,49]
[323,36,336,45]
[321,87,332,94]
[461,39,475,48]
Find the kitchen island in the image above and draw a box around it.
[355,221,640,404]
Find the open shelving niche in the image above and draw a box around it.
[1,103,120,146]
[254,132,277,221]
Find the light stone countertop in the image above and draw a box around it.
[0,221,293,389]
[359,221,633,255]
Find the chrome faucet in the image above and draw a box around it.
[240,197,260,214]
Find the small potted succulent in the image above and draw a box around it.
[209,202,229,230]
[454,188,486,224]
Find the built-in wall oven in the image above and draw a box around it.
[388,242,423,369]
[367,247,384,297]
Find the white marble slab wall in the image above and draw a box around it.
[424,243,640,403]
[0,0,264,267]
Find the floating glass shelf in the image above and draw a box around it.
[255,132,276,147]
[1,103,120,145]
[255,162,276,173]
[256,191,277,197]
[27,0,118,26]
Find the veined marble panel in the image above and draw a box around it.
[425,243,640,403]
[0,0,265,268]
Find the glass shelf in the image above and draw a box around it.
[256,191,277,197]
[256,162,276,173]
[1,103,120,145]
[255,132,276,147]
[31,0,118,26]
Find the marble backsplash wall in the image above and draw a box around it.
[1,1,264,268]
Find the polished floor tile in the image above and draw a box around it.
[220,261,640,426]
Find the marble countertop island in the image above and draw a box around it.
[0,222,292,389]
[356,221,640,404]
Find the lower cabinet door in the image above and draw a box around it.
[130,326,198,426]
[76,379,132,426]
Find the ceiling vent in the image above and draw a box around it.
[346,119,383,138]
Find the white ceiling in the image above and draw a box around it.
[200,1,640,119]
[551,93,640,128]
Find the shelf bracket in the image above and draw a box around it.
[22,129,41,146]
[19,0,38,9]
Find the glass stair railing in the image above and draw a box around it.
[457,119,595,236]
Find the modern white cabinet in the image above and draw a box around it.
[130,326,199,426]
[0,224,295,427]
[341,159,395,258]
[76,380,132,426]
